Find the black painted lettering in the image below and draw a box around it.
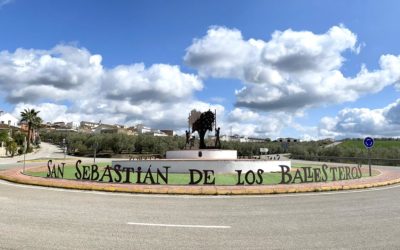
[256,169,264,184]
[279,165,292,184]
[122,167,133,183]
[245,170,256,185]
[75,160,82,179]
[82,165,90,180]
[302,167,313,183]
[292,169,304,183]
[91,164,99,181]
[46,160,52,177]
[156,166,170,184]
[330,167,338,181]
[113,164,122,183]
[189,169,203,185]
[321,164,328,182]
[313,168,321,182]
[351,167,358,179]
[357,164,362,178]
[143,166,156,184]
[204,170,215,185]
[345,167,351,180]
[338,167,345,180]
[136,167,143,184]
[236,170,245,185]
[99,166,113,183]
[57,163,65,179]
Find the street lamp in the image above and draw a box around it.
[62,138,66,160]
[93,142,98,163]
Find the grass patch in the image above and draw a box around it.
[26,162,376,186]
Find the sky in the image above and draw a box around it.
[0,0,400,140]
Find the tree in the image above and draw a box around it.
[6,141,18,157]
[0,130,8,145]
[20,108,42,149]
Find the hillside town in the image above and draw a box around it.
[1,109,294,157]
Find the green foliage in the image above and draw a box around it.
[339,139,400,150]
[11,132,26,146]
[221,140,285,156]
[20,108,42,148]
[40,130,186,156]
[0,130,9,143]
[289,139,400,165]
[6,141,18,157]
[39,130,400,165]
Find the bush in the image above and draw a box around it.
[6,141,18,157]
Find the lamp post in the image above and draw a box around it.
[93,142,98,163]
[62,138,66,160]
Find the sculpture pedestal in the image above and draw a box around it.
[113,149,291,174]
[166,149,237,160]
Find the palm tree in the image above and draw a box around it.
[20,108,41,149]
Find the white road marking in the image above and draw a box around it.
[1,179,400,199]
[127,222,230,229]
[0,196,10,201]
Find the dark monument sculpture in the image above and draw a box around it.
[191,110,215,149]
[185,130,190,145]
[215,127,221,148]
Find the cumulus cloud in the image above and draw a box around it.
[225,108,292,138]
[0,44,213,131]
[185,25,400,112]
[318,99,400,138]
[0,45,103,103]
[104,63,202,104]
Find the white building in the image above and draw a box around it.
[136,124,152,134]
[0,111,19,127]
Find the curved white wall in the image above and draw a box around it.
[166,150,237,160]
[112,159,291,174]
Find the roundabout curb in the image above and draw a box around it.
[1,165,400,195]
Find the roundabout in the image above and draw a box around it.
[1,160,400,195]
[2,144,400,249]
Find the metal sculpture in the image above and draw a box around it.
[191,110,215,149]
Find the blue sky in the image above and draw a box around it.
[1,0,400,139]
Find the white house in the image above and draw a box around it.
[0,111,19,127]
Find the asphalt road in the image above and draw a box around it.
[1,143,400,249]
[1,180,400,249]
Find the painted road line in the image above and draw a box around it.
[0,196,10,201]
[127,222,231,229]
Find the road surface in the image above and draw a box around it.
[0,179,400,249]
[1,142,400,249]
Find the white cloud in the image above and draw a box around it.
[225,108,292,138]
[185,25,400,112]
[318,99,400,138]
[0,45,103,103]
[0,44,212,131]
[103,63,202,104]
[0,0,13,9]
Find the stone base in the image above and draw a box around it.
[112,159,291,174]
[166,149,237,160]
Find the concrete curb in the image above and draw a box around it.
[1,166,400,195]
